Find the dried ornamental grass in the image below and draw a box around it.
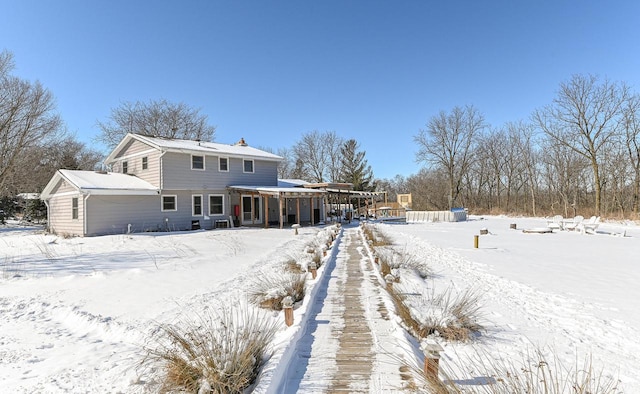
[249,271,306,311]
[143,306,279,394]
[418,347,621,394]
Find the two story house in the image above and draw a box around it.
[40,133,326,236]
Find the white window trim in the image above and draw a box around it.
[192,194,203,217]
[122,160,128,174]
[218,157,229,172]
[161,195,177,212]
[142,156,148,170]
[191,154,205,170]
[243,159,254,173]
[208,194,226,216]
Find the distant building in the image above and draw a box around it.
[397,193,412,209]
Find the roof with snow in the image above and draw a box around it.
[105,133,283,164]
[228,185,326,197]
[41,170,159,199]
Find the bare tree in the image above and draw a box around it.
[533,74,630,216]
[292,130,343,183]
[6,135,103,195]
[509,121,540,216]
[325,131,344,182]
[96,98,216,149]
[0,50,62,195]
[414,105,486,209]
[622,94,640,217]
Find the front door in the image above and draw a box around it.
[241,195,262,225]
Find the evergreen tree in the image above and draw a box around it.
[339,139,375,191]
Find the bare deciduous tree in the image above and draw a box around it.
[6,135,103,195]
[622,94,640,216]
[414,105,486,209]
[96,99,216,149]
[292,130,343,183]
[0,50,63,195]
[533,74,630,216]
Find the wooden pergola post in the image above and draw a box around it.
[296,198,301,225]
[264,194,269,229]
[279,193,284,229]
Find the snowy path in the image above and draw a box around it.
[278,227,408,393]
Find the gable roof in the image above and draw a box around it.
[105,133,283,164]
[41,169,159,199]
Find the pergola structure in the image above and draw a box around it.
[302,182,384,221]
[227,186,326,229]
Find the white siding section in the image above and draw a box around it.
[47,179,84,236]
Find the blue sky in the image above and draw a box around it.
[2,1,640,179]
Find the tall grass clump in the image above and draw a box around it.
[249,271,306,311]
[417,347,621,394]
[378,247,431,279]
[388,285,484,342]
[143,306,279,394]
[361,223,393,247]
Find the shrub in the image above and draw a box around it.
[143,306,279,394]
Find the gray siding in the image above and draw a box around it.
[162,152,278,190]
[85,195,164,235]
[84,190,230,235]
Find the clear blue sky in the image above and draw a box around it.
[2,1,640,179]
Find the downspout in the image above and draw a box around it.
[83,193,90,236]
[159,151,167,190]
[44,200,50,233]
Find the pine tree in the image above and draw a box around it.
[339,139,375,191]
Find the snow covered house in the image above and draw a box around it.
[40,133,326,236]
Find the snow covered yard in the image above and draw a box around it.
[377,216,640,391]
[0,224,324,393]
[1,216,639,392]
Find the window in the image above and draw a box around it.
[243,159,254,173]
[219,157,229,172]
[192,155,205,170]
[209,194,224,215]
[72,197,78,219]
[142,156,148,170]
[122,161,128,174]
[162,195,177,211]
[192,195,203,216]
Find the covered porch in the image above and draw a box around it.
[227,186,326,229]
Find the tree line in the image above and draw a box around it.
[4,46,640,221]
[379,74,640,219]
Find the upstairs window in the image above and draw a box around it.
[142,156,148,170]
[192,155,205,170]
[243,159,254,173]
[122,161,128,174]
[219,157,229,172]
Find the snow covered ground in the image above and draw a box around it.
[1,216,638,392]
